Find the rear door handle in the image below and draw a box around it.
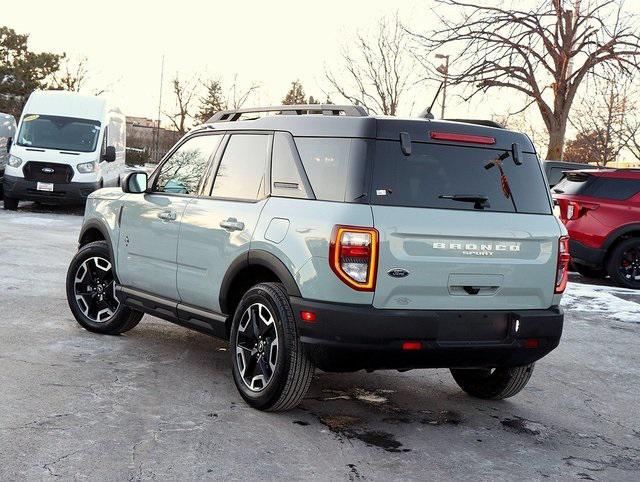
[219,217,245,231]
[157,210,177,221]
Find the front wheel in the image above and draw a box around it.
[66,240,143,334]
[450,363,535,400]
[3,196,18,210]
[230,282,314,411]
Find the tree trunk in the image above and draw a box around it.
[545,127,566,160]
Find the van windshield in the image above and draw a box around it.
[371,141,552,214]
[17,114,101,153]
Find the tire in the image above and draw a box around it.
[66,240,143,334]
[3,196,18,210]
[573,263,605,279]
[450,363,535,400]
[230,282,314,411]
[607,238,640,289]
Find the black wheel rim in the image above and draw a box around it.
[235,303,279,392]
[618,246,640,285]
[73,256,119,323]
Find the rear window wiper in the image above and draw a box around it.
[439,194,490,210]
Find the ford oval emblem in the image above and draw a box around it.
[387,268,409,278]
[41,167,55,173]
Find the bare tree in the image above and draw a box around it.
[326,15,417,115]
[54,55,88,92]
[164,75,198,135]
[565,75,634,165]
[408,0,640,159]
[226,74,260,110]
[494,111,549,156]
[194,75,260,124]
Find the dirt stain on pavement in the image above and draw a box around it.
[318,414,409,453]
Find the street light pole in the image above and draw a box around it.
[435,53,450,118]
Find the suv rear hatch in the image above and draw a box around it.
[370,122,561,311]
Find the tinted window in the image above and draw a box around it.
[589,178,640,200]
[155,134,222,195]
[295,137,369,202]
[555,174,640,200]
[212,134,269,200]
[17,114,101,152]
[372,141,551,214]
[271,132,313,199]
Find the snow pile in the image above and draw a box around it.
[562,281,640,323]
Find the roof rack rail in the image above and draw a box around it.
[207,104,369,123]
[444,119,504,129]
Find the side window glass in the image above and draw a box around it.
[211,134,269,200]
[295,137,352,202]
[271,132,313,199]
[155,135,222,195]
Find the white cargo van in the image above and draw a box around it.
[3,90,126,209]
[0,112,17,197]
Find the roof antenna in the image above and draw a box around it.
[419,80,445,119]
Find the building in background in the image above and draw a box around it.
[125,116,181,165]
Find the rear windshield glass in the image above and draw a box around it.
[371,141,551,214]
[554,173,640,200]
[17,114,101,152]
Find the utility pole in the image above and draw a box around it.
[154,55,165,162]
[435,53,449,118]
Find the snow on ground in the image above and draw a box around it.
[562,279,640,323]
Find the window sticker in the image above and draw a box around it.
[23,114,40,122]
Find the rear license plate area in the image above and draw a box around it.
[437,313,510,342]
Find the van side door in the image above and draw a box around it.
[176,132,271,315]
[116,133,223,301]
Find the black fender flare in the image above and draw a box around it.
[78,219,119,281]
[602,223,640,252]
[219,250,302,315]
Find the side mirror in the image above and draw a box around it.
[103,145,116,163]
[122,171,148,193]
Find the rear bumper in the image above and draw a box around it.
[3,174,100,204]
[569,239,605,267]
[290,297,564,372]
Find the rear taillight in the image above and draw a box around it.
[555,236,570,293]
[566,201,580,220]
[329,225,379,291]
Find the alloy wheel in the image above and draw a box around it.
[235,303,279,392]
[618,246,640,285]
[73,256,119,323]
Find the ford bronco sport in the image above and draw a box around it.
[66,105,567,411]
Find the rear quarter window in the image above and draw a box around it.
[294,137,370,202]
[371,141,551,214]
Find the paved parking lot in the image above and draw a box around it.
[1,203,639,480]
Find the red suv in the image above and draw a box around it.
[553,169,640,289]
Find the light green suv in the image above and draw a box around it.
[66,105,568,411]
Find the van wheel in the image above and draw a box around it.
[66,240,143,334]
[450,363,534,400]
[607,238,640,289]
[3,196,18,210]
[230,282,314,411]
